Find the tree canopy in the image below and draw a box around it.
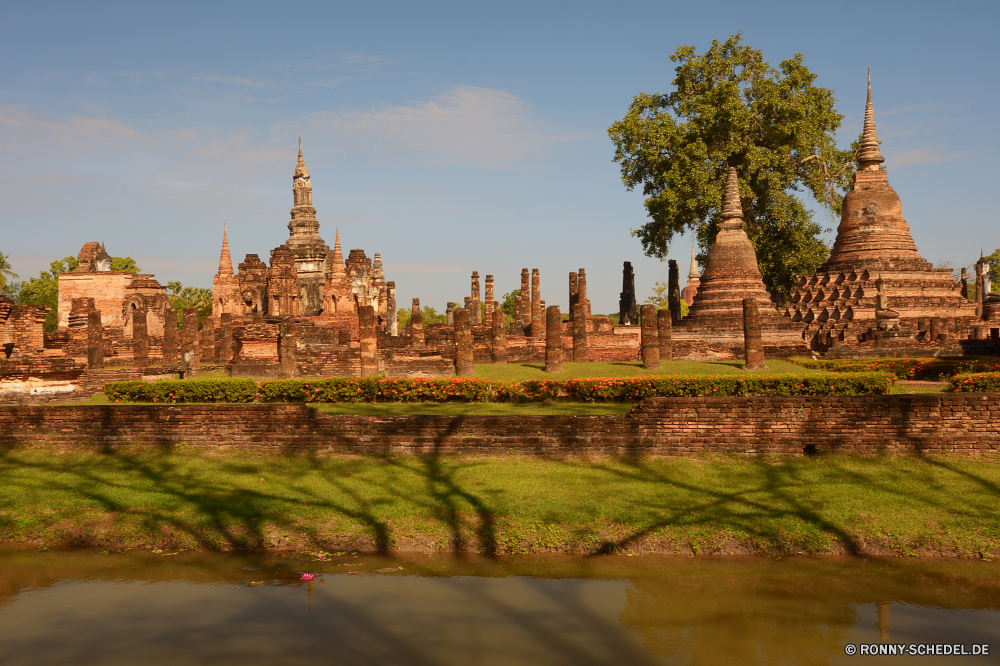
[608,33,856,299]
[0,252,18,290]
[166,281,213,329]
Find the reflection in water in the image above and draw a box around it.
[0,551,997,665]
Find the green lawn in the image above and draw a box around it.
[475,359,819,381]
[1,450,996,557]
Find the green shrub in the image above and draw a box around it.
[103,379,258,403]
[562,372,894,402]
[105,372,894,405]
[950,372,1000,393]
[790,357,1000,380]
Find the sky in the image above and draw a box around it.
[1,0,998,314]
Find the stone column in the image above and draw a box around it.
[182,308,200,377]
[578,268,590,316]
[446,302,455,326]
[742,298,765,370]
[531,269,543,338]
[572,302,588,362]
[520,268,530,330]
[454,308,474,376]
[511,295,525,336]
[657,308,672,362]
[162,308,178,364]
[484,275,494,328]
[545,305,563,373]
[359,305,378,377]
[410,298,424,348]
[87,307,104,369]
[640,304,660,369]
[930,318,946,342]
[464,296,472,316]
[960,268,969,300]
[619,262,637,325]
[568,272,579,321]
[199,317,216,364]
[668,260,682,323]
[491,301,507,364]
[976,258,985,318]
[386,281,398,336]
[278,321,296,377]
[218,313,234,364]
[471,271,481,323]
[132,306,149,369]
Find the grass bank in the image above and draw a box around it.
[2,450,997,558]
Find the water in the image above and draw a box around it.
[0,550,997,665]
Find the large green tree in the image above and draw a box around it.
[608,33,855,300]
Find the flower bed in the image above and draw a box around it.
[950,372,1000,393]
[790,357,1000,380]
[104,372,893,404]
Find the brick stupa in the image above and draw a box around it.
[676,167,803,351]
[212,225,241,316]
[784,71,977,348]
[681,244,700,306]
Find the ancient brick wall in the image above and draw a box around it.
[4,394,998,455]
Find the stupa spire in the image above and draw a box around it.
[218,224,233,276]
[721,166,743,221]
[857,68,885,171]
[688,242,700,280]
[332,227,344,266]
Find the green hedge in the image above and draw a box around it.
[790,357,1000,380]
[103,379,259,404]
[561,372,894,402]
[104,373,893,404]
[950,372,1000,393]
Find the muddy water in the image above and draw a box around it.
[0,551,997,665]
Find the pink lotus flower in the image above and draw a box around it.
[301,573,315,581]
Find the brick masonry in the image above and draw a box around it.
[3,394,999,456]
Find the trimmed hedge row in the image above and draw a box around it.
[950,372,1000,393]
[104,372,894,404]
[790,357,1000,380]
[104,379,258,404]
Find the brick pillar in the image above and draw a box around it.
[386,281,398,336]
[484,275,494,328]
[464,296,472,317]
[454,308,474,376]
[218,313,234,364]
[446,302,455,326]
[520,269,530,330]
[67,298,92,360]
[976,258,985,318]
[162,308,178,364]
[545,305,563,373]
[182,308,200,377]
[410,298,424,348]
[359,305,378,377]
[668,260,682,323]
[930,317,945,342]
[619,262,637,325]
[199,316,216,364]
[279,321,297,377]
[471,271,481,324]
[491,301,507,364]
[572,302,588,362]
[578,268,590,316]
[569,272,579,321]
[960,268,969,300]
[511,294,525,336]
[10,305,48,357]
[640,304,660,369]
[742,298,765,370]
[657,308,672,362]
[531,269,542,338]
[87,307,104,369]
[132,306,149,369]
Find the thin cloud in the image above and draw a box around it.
[0,103,144,153]
[302,85,587,167]
[192,75,272,88]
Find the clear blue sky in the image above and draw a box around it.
[2,0,997,314]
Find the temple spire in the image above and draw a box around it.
[688,242,700,280]
[857,68,885,171]
[218,224,233,276]
[721,166,743,221]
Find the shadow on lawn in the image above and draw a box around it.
[565,455,999,556]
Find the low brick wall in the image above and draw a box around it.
[1,394,999,456]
